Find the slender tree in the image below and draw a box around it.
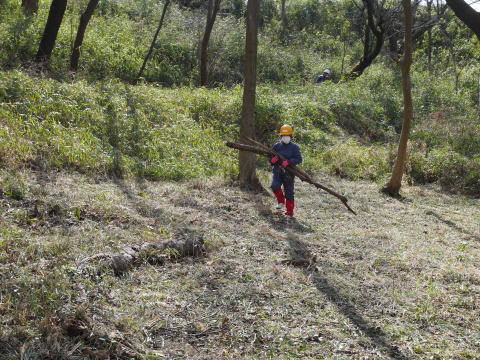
[382,0,413,197]
[279,0,288,42]
[446,0,480,40]
[138,0,171,81]
[426,0,434,71]
[239,0,262,191]
[200,0,221,86]
[70,0,100,72]
[22,0,39,15]
[36,0,68,65]
[281,0,287,29]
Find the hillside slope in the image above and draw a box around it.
[1,169,479,359]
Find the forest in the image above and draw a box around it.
[0,0,479,358]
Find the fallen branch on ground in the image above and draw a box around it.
[226,139,356,215]
[79,236,205,276]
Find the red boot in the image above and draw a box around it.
[273,189,285,206]
[285,200,294,217]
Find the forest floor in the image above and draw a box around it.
[1,169,479,359]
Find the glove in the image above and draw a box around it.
[270,156,279,165]
[281,160,290,168]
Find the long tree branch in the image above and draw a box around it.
[226,140,357,215]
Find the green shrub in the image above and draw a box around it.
[319,140,390,181]
[409,149,480,196]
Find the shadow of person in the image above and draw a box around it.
[286,233,407,360]
[250,193,315,234]
[426,210,479,241]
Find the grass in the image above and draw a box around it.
[1,168,479,358]
[2,69,479,195]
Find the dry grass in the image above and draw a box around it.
[1,169,479,359]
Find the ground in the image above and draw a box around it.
[1,169,479,359]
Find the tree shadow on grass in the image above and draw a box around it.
[113,177,167,225]
[286,233,407,360]
[250,193,315,234]
[426,210,479,241]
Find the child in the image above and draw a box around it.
[270,124,302,217]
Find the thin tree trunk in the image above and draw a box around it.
[239,0,262,191]
[279,0,288,42]
[383,0,413,197]
[22,0,39,15]
[70,0,100,72]
[427,0,433,72]
[200,0,221,86]
[36,0,68,65]
[281,0,286,28]
[137,0,171,81]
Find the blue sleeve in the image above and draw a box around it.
[272,143,281,152]
[289,144,302,165]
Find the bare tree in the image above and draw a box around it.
[70,0,100,72]
[36,0,68,65]
[347,0,385,79]
[200,0,221,86]
[22,0,39,15]
[239,0,262,191]
[138,0,171,81]
[446,0,480,40]
[383,0,414,197]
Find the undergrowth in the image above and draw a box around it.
[1,68,479,195]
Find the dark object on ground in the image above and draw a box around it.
[80,235,205,276]
[226,138,356,215]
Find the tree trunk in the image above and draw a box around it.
[200,0,221,86]
[383,0,413,197]
[239,0,262,191]
[426,0,433,72]
[35,0,68,65]
[347,0,384,79]
[279,0,288,42]
[70,0,100,72]
[22,0,39,15]
[137,0,171,81]
[446,0,480,41]
[281,0,286,28]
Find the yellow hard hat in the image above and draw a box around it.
[279,124,293,136]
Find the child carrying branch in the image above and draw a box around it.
[270,124,302,217]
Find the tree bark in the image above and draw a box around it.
[239,0,262,191]
[22,0,39,15]
[200,0,221,86]
[70,0,100,72]
[137,0,171,81]
[383,0,413,197]
[35,0,68,65]
[446,0,480,41]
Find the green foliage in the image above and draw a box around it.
[320,140,391,181]
[0,171,29,200]
[1,0,480,195]
[409,149,480,195]
[0,71,238,180]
